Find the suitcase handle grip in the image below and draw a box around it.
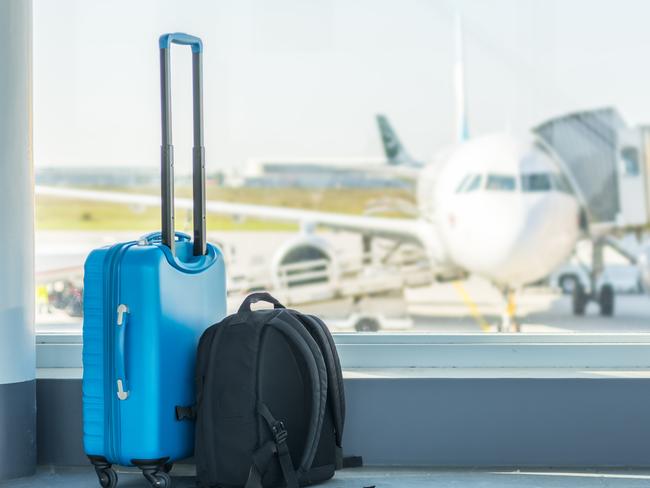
[159,32,203,53]
[159,32,207,257]
[115,304,129,401]
[238,292,286,316]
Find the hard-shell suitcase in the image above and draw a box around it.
[82,33,226,488]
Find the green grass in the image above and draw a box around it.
[36,185,414,231]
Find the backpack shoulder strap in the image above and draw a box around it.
[268,311,328,474]
[245,403,299,488]
[293,313,345,451]
[309,314,345,430]
[195,321,225,401]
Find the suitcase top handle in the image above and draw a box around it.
[159,32,207,257]
[159,32,203,53]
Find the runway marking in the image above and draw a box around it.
[452,281,491,332]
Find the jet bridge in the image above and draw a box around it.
[534,107,650,232]
[534,108,650,316]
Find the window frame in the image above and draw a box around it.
[37,331,650,370]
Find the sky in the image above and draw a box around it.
[33,0,650,171]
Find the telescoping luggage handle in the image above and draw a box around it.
[159,32,206,256]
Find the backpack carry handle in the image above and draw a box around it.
[159,32,207,256]
[238,292,286,315]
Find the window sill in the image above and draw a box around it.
[35,366,650,381]
[36,332,650,370]
[342,367,650,379]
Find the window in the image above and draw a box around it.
[456,174,482,193]
[621,147,640,176]
[455,174,472,193]
[521,173,551,192]
[464,174,483,192]
[550,174,574,194]
[486,174,516,191]
[33,0,650,341]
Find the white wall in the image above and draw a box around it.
[0,0,35,385]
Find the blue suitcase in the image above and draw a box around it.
[82,33,226,488]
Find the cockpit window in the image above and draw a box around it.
[551,173,573,194]
[521,173,551,192]
[455,174,472,193]
[465,174,482,192]
[456,174,482,193]
[486,174,515,191]
[521,172,574,194]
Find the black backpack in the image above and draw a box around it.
[191,292,347,488]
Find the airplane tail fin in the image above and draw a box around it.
[376,114,421,167]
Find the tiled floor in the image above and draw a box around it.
[5,466,650,487]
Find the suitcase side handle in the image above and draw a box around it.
[115,304,129,401]
[159,32,207,257]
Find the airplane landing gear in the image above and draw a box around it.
[599,283,614,316]
[572,283,587,316]
[571,282,615,316]
[571,237,617,317]
[498,288,520,333]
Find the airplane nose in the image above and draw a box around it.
[489,195,580,286]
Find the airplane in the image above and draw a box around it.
[36,128,587,332]
[375,114,423,169]
[35,16,592,332]
[641,247,650,293]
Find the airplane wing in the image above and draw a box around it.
[36,186,427,244]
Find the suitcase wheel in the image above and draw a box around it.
[88,456,118,488]
[97,468,118,488]
[133,459,173,488]
[142,469,172,488]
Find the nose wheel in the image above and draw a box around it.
[498,288,520,333]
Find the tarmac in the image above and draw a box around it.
[35,278,650,335]
[35,230,650,335]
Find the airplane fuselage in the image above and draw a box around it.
[418,133,581,289]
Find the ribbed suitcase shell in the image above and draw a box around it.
[82,237,226,466]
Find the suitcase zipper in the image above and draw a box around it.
[103,242,135,464]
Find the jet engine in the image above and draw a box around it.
[270,235,340,292]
